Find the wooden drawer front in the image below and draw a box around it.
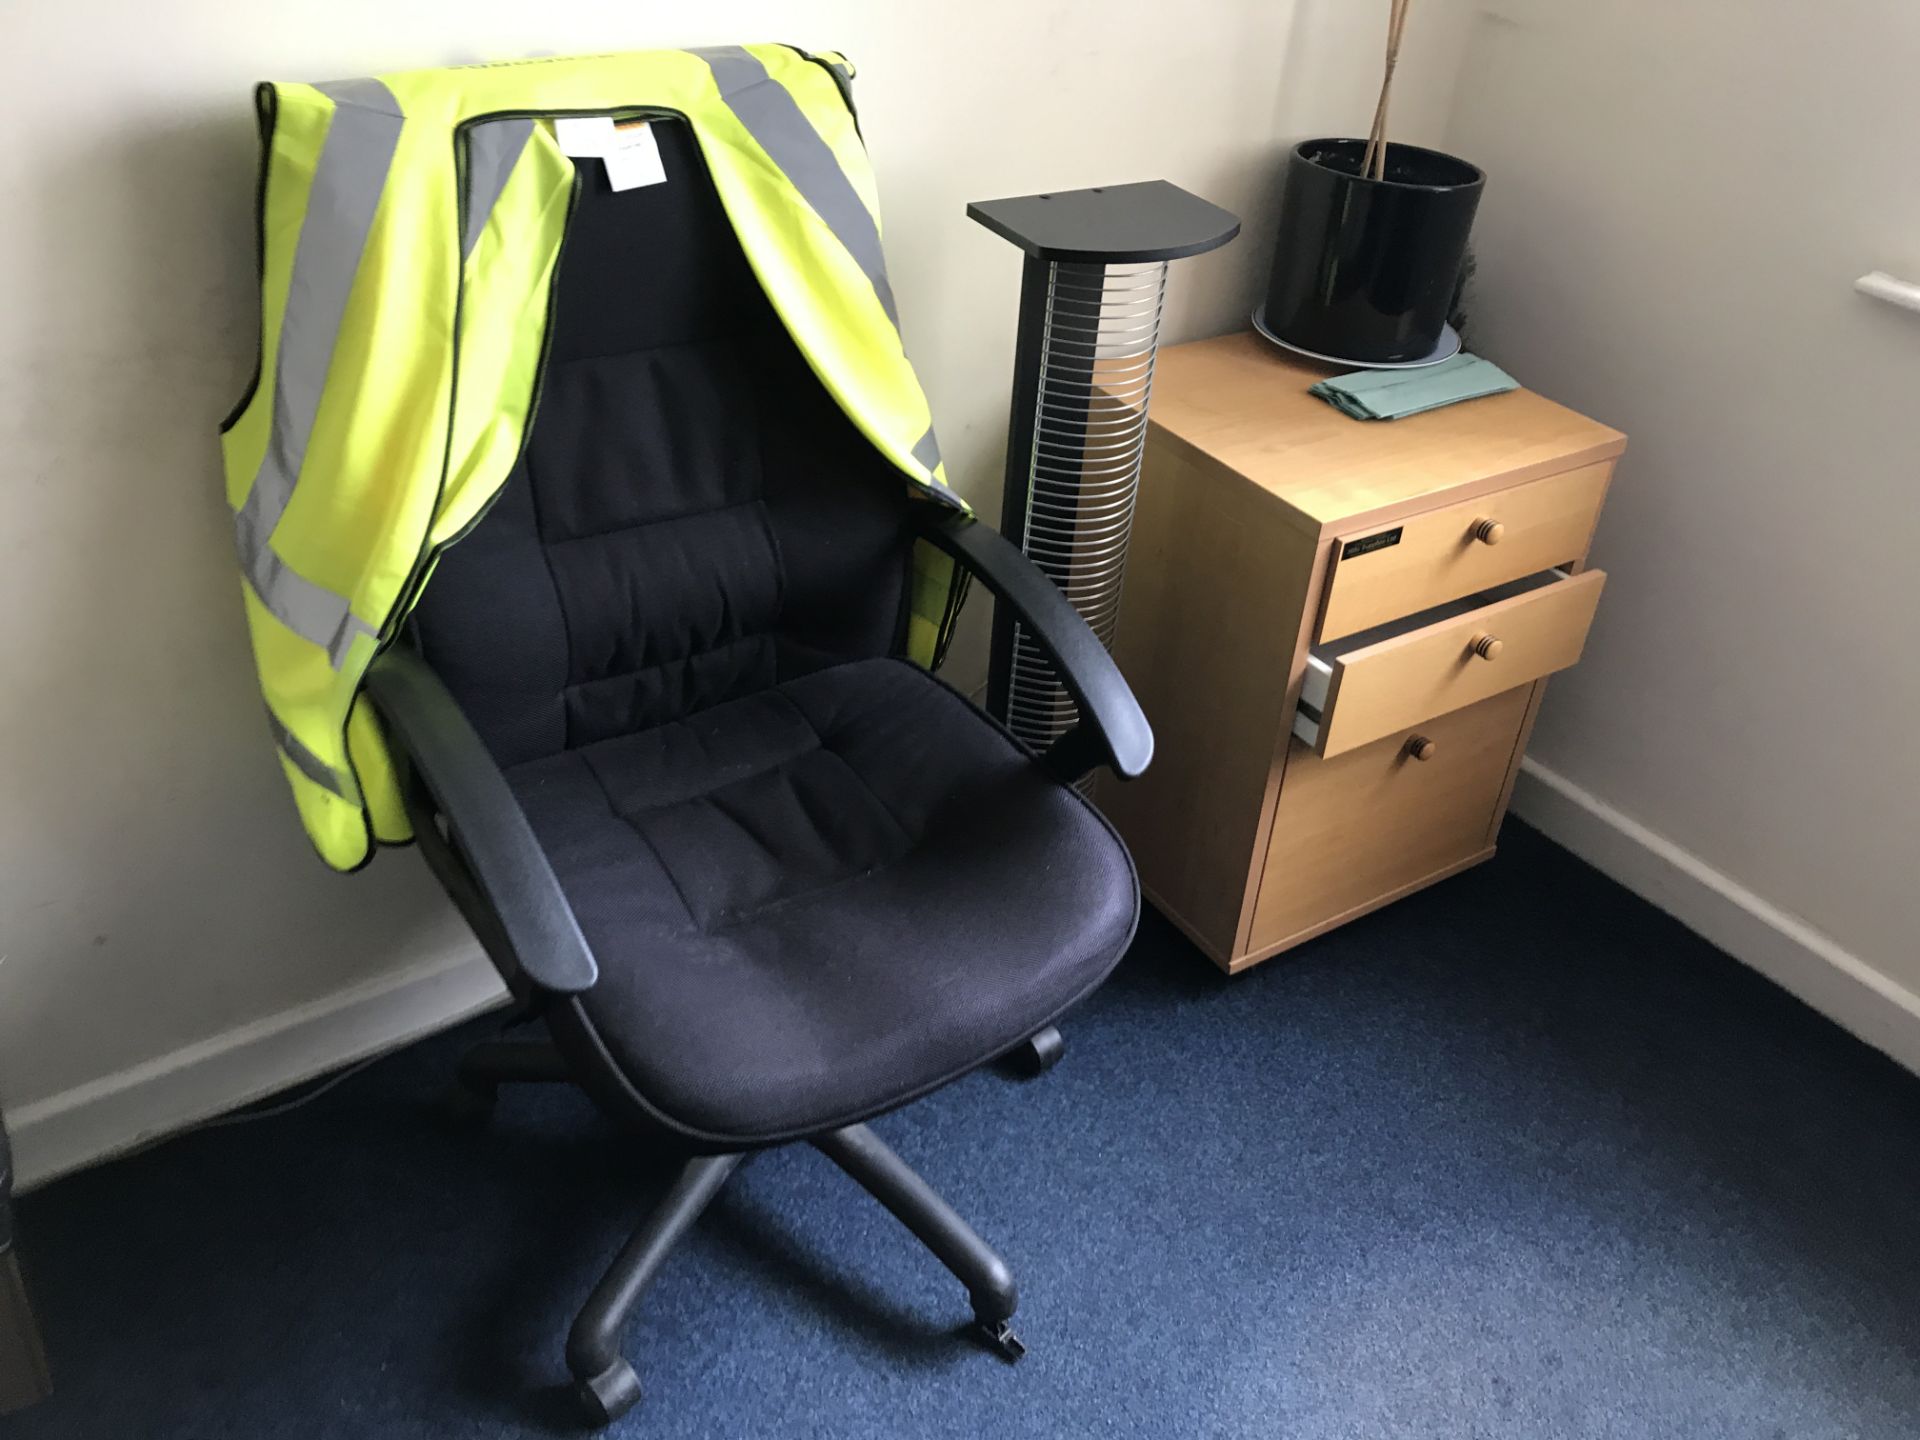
[1249,686,1532,955]
[1318,462,1610,642]
[1296,568,1605,758]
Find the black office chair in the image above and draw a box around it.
[367,119,1149,1427]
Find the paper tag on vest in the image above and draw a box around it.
[602,119,666,192]
[553,116,616,157]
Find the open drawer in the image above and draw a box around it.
[1317,462,1611,642]
[1293,567,1606,757]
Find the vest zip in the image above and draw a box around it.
[218,84,281,435]
[386,105,683,634]
[383,103,709,655]
[356,124,590,847]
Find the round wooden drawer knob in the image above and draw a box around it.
[1469,633,1504,660]
[1406,735,1437,762]
[1471,518,1505,545]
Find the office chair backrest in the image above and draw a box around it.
[410,117,916,769]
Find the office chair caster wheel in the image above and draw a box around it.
[976,1317,1027,1362]
[574,1358,643,1426]
[439,1079,496,1127]
[1003,1025,1065,1078]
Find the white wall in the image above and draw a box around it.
[1445,3,1920,1057]
[16,0,1906,1188]
[0,0,1451,1185]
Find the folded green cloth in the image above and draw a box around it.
[1309,352,1519,420]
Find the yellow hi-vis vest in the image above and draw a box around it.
[219,45,968,873]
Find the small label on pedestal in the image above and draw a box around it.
[1342,527,1404,559]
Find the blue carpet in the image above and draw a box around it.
[12,821,1920,1438]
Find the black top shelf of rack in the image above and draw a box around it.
[967,180,1240,265]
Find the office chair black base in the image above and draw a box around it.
[574,1358,644,1427]
[442,1038,574,1125]
[558,1127,1024,1429]
[812,1123,1023,1353]
[567,1152,742,1426]
[1003,1025,1066,1077]
[977,1316,1027,1362]
[445,1048,1031,1424]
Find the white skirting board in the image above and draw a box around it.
[1510,758,1920,1076]
[9,952,508,1194]
[17,763,1915,1188]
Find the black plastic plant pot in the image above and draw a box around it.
[1262,138,1484,364]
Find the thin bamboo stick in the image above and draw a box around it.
[1375,0,1410,179]
[1360,0,1396,174]
[1361,0,1412,181]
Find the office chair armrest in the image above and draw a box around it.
[916,511,1153,782]
[365,647,598,995]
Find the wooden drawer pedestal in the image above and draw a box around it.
[1099,332,1626,974]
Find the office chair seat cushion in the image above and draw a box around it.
[505,655,1137,1142]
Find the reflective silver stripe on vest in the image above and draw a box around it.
[691,46,901,328]
[910,426,942,477]
[462,117,533,258]
[267,707,360,801]
[233,77,403,668]
[688,46,946,482]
